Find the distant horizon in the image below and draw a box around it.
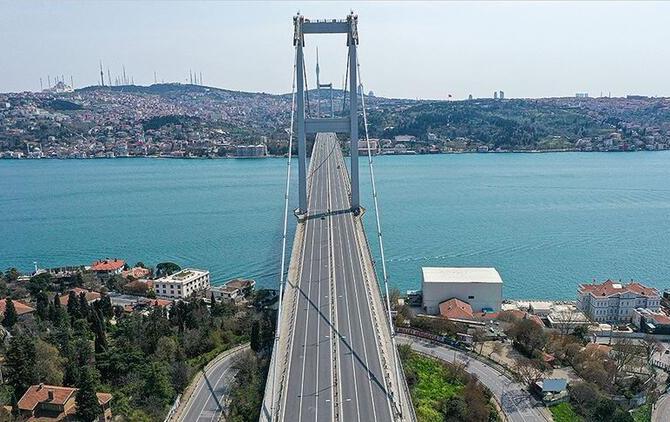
[10,81,669,102]
[3,1,670,99]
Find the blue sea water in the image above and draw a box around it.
[2,151,669,299]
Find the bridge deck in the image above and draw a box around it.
[276,133,395,421]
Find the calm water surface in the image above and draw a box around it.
[2,151,669,299]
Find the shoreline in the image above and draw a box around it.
[2,148,669,161]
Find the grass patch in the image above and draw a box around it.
[402,350,463,422]
[631,403,652,422]
[550,402,584,422]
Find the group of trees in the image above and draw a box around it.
[569,382,635,422]
[399,344,497,422]
[0,267,273,421]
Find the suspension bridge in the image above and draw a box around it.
[260,13,415,422]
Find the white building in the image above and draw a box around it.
[421,267,503,315]
[155,268,210,299]
[577,279,661,323]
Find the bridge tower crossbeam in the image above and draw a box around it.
[294,13,360,215]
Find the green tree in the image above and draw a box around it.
[91,309,107,353]
[35,291,49,320]
[3,298,18,328]
[250,320,261,353]
[156,262,181,277]
[35,338,65,385]
[67,291,80,319]
[5,268,20,283]
[78,292,90,319]
[143,362,175,407]
[5,334,37,393]
[75,367,102,422]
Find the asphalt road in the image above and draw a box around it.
[179,346,247,422]
[397,335,551,422]
[281,133,394,422]
[652,391,670,422]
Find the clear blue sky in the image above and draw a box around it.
[2,1,669,99]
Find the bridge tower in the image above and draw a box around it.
[294,13,360,214]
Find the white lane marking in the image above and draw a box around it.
[332,137,362,422]
[341,193,379,422]
[297,139,322,422]
[347,208,395,419]
[326,137,338,422]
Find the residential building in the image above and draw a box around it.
[546,304,591,332]
[0,299,35,319]
[421,267,503,314]
[18,384,112,422]
[577,279,661,323]
[208,278,255,303]
[59,287,102,306]
[90,259,125,277]
[358,139,380,155]
[235,144,267,157]
[154,268,210,299]
[438,298,475,322]
[632,308,670,334]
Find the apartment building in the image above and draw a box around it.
[577,279,661,323]
[154,268,210,299]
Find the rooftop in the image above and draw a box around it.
[422,267,502,284]
[579,279,659,298]
[18,384,112,411]
[158,268,208,283]
[91,258,125,272]
[0,299,35,316]
[438,298,474,320]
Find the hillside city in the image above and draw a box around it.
[1,83,670,159]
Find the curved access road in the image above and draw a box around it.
[397,335,552,422]
[178,345,249,422]
[652,392,670,422]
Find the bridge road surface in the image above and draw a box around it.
[281,133,394,422]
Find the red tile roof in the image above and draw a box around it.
[579,279,659,298]
[18,384,111,411]
[0,299,35,316]
[58,288,101,306]
[439,298,474,320]
[91,259,125,272]
[122,267,151,279]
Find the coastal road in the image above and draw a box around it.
[179,346,248,422]
[397,335,551,422]
[652,391,670,422]
[280,133,394,421]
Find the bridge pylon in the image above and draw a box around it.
[294,13,360,215]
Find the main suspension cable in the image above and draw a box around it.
[270,46,298,420]
[356,55,405,418]
[342,52,350,115]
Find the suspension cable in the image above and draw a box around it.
[342,52,350,115]
[302,55,311,117]
[356,55,405,417]
[270,46,297,421]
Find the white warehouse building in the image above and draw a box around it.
[421,267,503,315]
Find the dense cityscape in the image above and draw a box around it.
[4,2,670,422]
[2,82,670,160]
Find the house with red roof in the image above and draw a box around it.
[438,298,475,321]
[17,383,112,421]
[0,299,35,320]
[578,279,661,323]
[90,259,125,277]
[58,288,101,307]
